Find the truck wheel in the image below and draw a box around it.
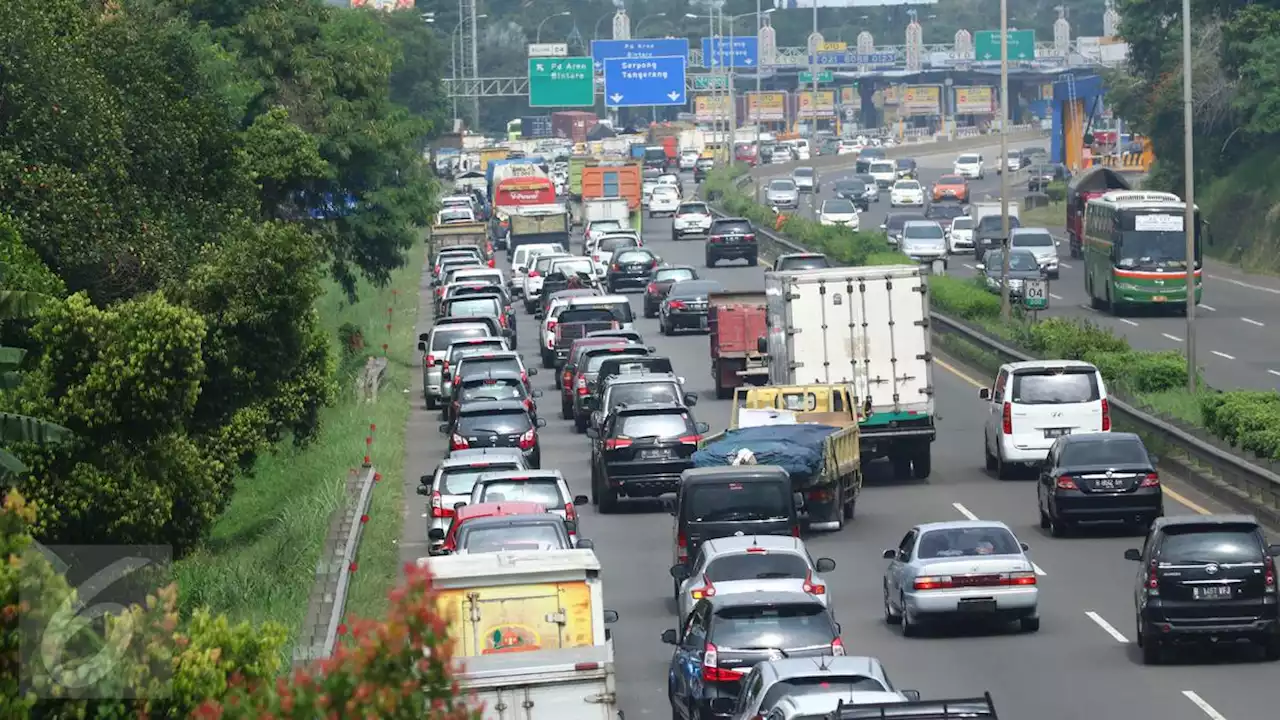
[705,252,716,268]
[891,454,913,480]
[715,381,731,400]
[911,448,932,480]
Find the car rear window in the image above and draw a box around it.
[710,604,835,648]
[1013,232,1055,247]
[780,257,829,271]
[679,203,709,215]
[456,357,520,378]
[460,524,566,553]
[475,479,564,507]
[586,352,646,374]
[705,553,809,582]
[607,382,683,407]
[432,326,490,351]
[655,268,696,283]
[458,378,524,402]
[447,298,501,317]
[685,482,790,522]
[711,220,752,235]
[1159,525,1264,563]
[438,463,519,495]
[1011,369,1100,404]
[759,676,888,711]
[448,341,506,363]
[1060,437,1148,467]
[550,258,594,276]
[600,237,638,252]
[978,215,1021,232]
[870,162,895,173]
[616,412,692,439]
[917,526,1022,559]
[615,250,655,265]
[456,411,531,435]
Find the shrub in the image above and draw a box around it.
[929,275,1002,320]
[1023,317,1129,360]
[1087,349,1189,394]
[1200,391,1280,459]
[1044,181,1067,203]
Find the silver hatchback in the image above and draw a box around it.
[764,179,799,209]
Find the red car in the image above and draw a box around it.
[430,501,548,553]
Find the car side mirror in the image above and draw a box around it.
[695,422,710,434]
[1020,542,1030,552]
[417,341,427,352]
[1269,544,1280,557]
[585,427,599,438]
[879,224,886,230]
[647,345,657,352]
[815,557,837,573]
[428,528,446,541]
[685,392,698,406]
[974,263,985,270]
[416,484,429,496]
[663,497,677,515]
[708,699,736,715]
[882,549,898,560]
[901,690,922,702]
[603,609,619,623]
[756,336,767,354]
[677,376,686,385]
[527,367,538,375]
[661,629,679,645]
[576,538,595,550]
[532,390,543,398]
[1148,452,1159,465]
[573,494,589,505]
[438,423,450,433]
[978,388,991,400]
[793,492,804,509]
[1123,548,1142,561]
[670,564,691,581]
[535,417,547,428]
[535,311,544,319]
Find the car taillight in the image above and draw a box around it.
[1101,398,1111,431]
[604,437,632,450]
[1140,472,1160,488]
[562,369,573,386]
[709,235,721,244]
[743,233,755,242]
[830,637,845,656]
[523,397,533,411]
[1002,401,1012,434]
[792,525,801,538]
[498,314,508,328]
[690,574,716,600]
[802,570,825,595]
[528,270,540,277]
[520,371,529,385]
[668,300,686,309]
[576,377,589,396]
[676,533,688,561]
[677,434,700,445]
[592,254,600,262]
[1056,475,1078,490]
[546,320,557,333]
[1146,561,1160,595]
[1264,557,1275,594]
[650,260,658,268]
[564,502,577,523]
[701,643,742,682]
[426,354,437,366]
[518,428,536,450]
[430,491,454,519]
[610,263,620,271]
[450,433,468,450]
[488,258,495,268]
[646,282,658,293]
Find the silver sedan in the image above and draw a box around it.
[882,520,1040,636]
[671,535,836,622]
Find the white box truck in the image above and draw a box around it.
[420,549,621,720]
[763,265,936,479]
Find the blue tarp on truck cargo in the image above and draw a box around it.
[692,425,841,479]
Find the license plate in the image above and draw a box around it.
[698,315,708,329]
[639,449,669,460]
[957,598,997,613]
[1193,585,1232,600]
[1152,295,1167,302]
[1090,478,1123,491]
[1044,428,1071,438]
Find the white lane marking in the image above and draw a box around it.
[1269,369,1280,377]
[1200,304,1217,311]
[1059,262,1073,269]
[1212,273,1280,295]
[1211,350,1236,360]
[1241,317,1265,327]
[963,263,975,270]
[1084,611,1130,643]
[1119,319,1140,327]
[1162,333,1184,342]
[1182,691,1229,720]
[1049,293,1063,300]
[951,502,1046,575]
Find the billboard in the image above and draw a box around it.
[839,87,857,106]
[350,0,414,8]
[954,87,994,114]
[695,95,733,122]
[773,0,937,7]
[881,85,900,105]
[901,85,941,115]
[747,92,787,122]
[797,90,837,118]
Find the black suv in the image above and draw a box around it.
[1124,515,1280,664]
[705,218,757,268]
[974,214,1022,263]
[587,403,708,513]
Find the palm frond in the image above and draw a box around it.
[0,412,72,445]
[0,290,49,319]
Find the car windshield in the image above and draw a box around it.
[1011,368,1100,404]
[670,280,723,299]
[711,604,835,649]
[958,154,980,164]
[952,218,973,229]
[615,250,655,264]
[823,200,856,214]
[475,479,564,506]
[904,224,944,239]
[705,552,809,582]
[978,215,1021,232]
[456,411,531,435]
[431,327,489,351]
[460,524,566,553]
[679,203,709,215]
[895,181,921,190]
[759,676,889,710]
[769,180,796,191]
[686,482,789,522]
[794,168,814,178]
[917,526,1022,558]
[459,378,525,402]
[1158,525,1264,564]
[439,465,517,496]
[1013,232,1055,248]
[870,162,895,173]
[600,237,638,252]
[447,298,500,317]
[938,175,964,184]
[1060,437,1149,467]
[607,382,683,407]
[655,268,696,283]
[616,412,691,438]
[886,215,921,231]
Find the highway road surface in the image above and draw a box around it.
[776,143,1280,391]
[400,145,1275,720]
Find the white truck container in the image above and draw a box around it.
[970,201,1019,225]
[420,549,620,720]
[582,197,631,225]
[763,265,936,479]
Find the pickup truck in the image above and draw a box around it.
[420,549,622,720]
[707,291,768,399]
[429,221,489,264]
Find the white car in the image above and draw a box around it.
[954,153,985,179]
[792,167,817,193]
[899,221,947,267]
[678,150,699,171]
[947,217,975,254]
[999,149,1024,173]
[657,173,682,192]
[980,359,1110,476]
[671,535,836,622]
[889,180,925,207]
[671,201,712,239]
[584,219,627,249]
[641,180,659,206]
[648,185,680,217]
[818,198,860,229]
[868,160,897,188]
[591,232,641,276]
[521,252,571,312]
[1009,227,1061,278]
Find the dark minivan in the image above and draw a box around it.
[705,218,757,268]
[441,399,547,468]
[670,466,801,588]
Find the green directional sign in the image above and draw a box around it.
[799,70,834,83]
[975,30,1036,61]
[528,57,595,107]
[693,75,727,90]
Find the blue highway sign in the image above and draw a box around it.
[603,56,688,108]
[810,51,899,65]
[592,38,690,67]
[701,36,759,67]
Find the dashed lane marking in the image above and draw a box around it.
[1059,262,1073,269]
[1182,691,1229,720]
[1084,611,1129,643]
[951,503,1047,576]
[1211,350,1236,360]
[1049,293,1063,300]
[1162,333,1183,342]
[1200,304,1217,311]
[1241,317,1265,327]
[1119,319,1139,327]
[1212,273,1280,296]
[1269,369,1280,378]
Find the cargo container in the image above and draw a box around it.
[486,159,545,201]
[581,165,642,210]
[551,111,600,144]
[629,143,646,160]
[708,291,769,399]
[521,115,553,139]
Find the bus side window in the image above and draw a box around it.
[832,393,845,412]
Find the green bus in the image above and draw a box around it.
[1082,190,1203,314]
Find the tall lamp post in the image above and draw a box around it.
[998,0,1013,321]
[450,14,487,125]
[687,7,774,164]
[1181,0,1197,390]
[536,11,571,43]
[593,12,613,40]
[634,12,667,37]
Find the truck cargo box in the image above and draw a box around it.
[551,111,600,144]
[581,165,642,210]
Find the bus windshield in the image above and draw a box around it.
[1117,211,1202,271]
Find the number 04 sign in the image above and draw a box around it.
[1023,278,1049,311]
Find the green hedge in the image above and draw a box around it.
[1200,392,1280,461]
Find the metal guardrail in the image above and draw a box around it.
[704,144,1280,526]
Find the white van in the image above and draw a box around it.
[980,360,1110,479]
[510,243,565,298]
[954,153,985,179]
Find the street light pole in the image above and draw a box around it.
[998,0,1013,321]
[811,1,819,136]
[634,13,666,38]
[536,11,571,43]
[1181,0,1197,391]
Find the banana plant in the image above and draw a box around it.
[0,279,72,474]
